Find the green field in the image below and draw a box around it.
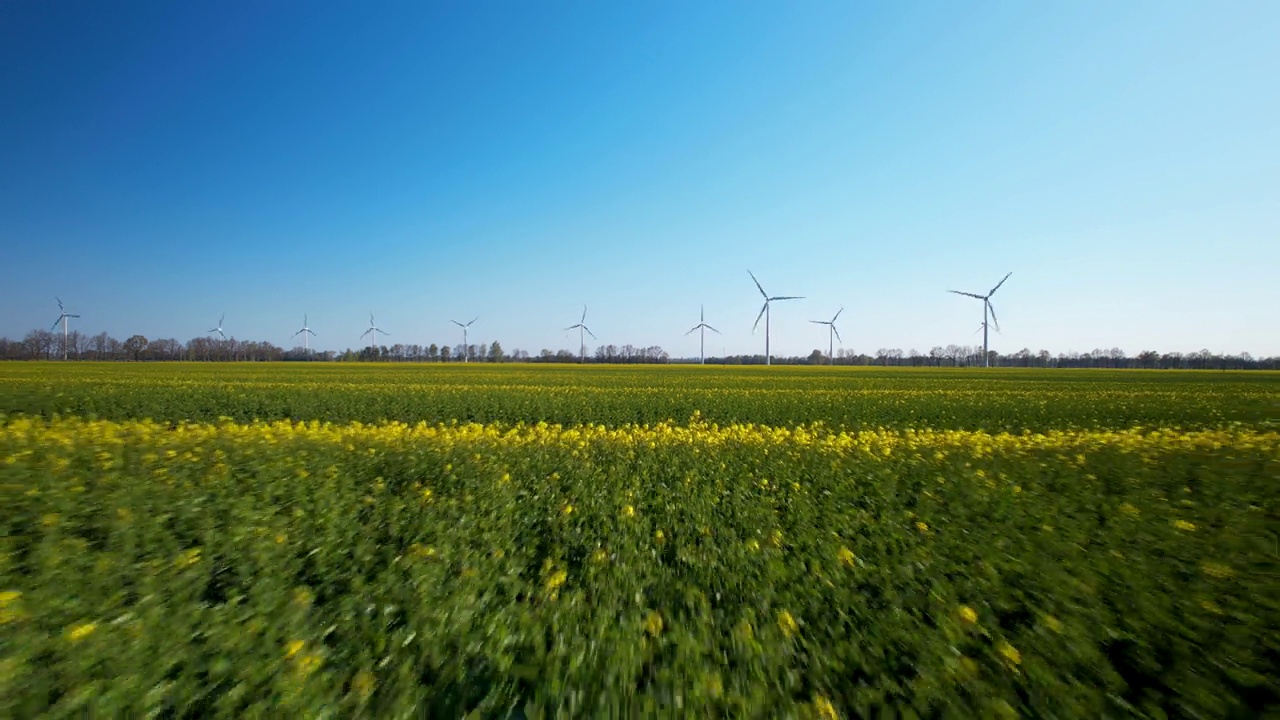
[2,363,1278,717]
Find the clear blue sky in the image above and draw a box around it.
[3,2,1277,357]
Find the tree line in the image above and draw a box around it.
[1,329,1276,369]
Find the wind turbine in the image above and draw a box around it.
[209,313,227,340]
[52,298,80,361]
[810,308,843,366]
[293,314,316,354]
[564,305,596,364]
[451,316,478,362]
[361,313,389,354]
[948,272,1011,368]
[749,270,803,366]
[684,305,721,365]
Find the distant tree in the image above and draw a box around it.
[440,345,451,362]
[122,335,148,361]
[488,341,504,363]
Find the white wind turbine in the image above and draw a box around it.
[208,313,227,340]
[451,316,478,362]
[293,314,316,354]
[564,305,596,364]
[749,270,803,366]
[361,313,389,354]
[810,307,843,366]
[52,298,80,361]
[684,305,721,365]
[948,272,1011,368]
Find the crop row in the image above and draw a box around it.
[2,417,1277,717]
[2,363,1278,430]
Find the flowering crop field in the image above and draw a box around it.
[2,364,1279,717]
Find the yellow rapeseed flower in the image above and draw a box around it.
[286,639,306,658]
[814,694,839,720]
[959,606,978,624]
[545,569,568,591]
[997,640,1021,666]
[67,622,97,642]
[837,547,855,567]
[777,610,798,638]
[645,611,663,636]
[622,504,636,518]
[1174,520,1196,531]
[915,521,929,533]
[654,529,666,546]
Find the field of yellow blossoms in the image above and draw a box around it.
[2,363,1279,717]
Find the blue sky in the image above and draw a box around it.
[2,2,1277,357]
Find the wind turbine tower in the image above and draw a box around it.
[52,298,80,361]
[361,313,389,355]
[810,308,844,366]
[564,305,596,364]
[451,316,478,362]
[293,314,316,355]
[948,272,1011,368]
[749,270,803,366]
[684,305,721,365]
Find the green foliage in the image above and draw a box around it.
[1,364,1278,716]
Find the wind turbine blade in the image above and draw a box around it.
[581,305,587,323]
[218,330,226,340]
[307,329,316,336]
[583,326,597,340]
[989,272,1012,296]
[69,314,80,318]
[987,302,1001,332]
[451,320,464,328]
[564,324,579,331]
[219,313,225,326]
[705,324,721,335]
[361,328,372,339]
[293,329,303,337]
[51,318,61,330]
[685,326,700,336]
[752,303,768,333]
[469,316,478,326]
[57,297,64,311]
[949,290,985,300]
[832,307,843,323]
[748,270,767,298]
[832,325,842,342]
[771,295,803,301]
[809,320,825,325]
[304,314,308,326]
[973,324,984,336]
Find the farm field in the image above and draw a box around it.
[2,363,1279,717]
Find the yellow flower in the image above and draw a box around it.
[545,569,568,591]
[997,640,1021,666]
[745,539,760,552]
[0,591,20,605]
[1174,520,1196,531]
[959,606,978,624]
[286,639,306,658]
[777,610,798,638]
[174,548,202,569]
[295,652,323,677]
[915,521,929,533]
[769,529,783,547]
[837,547,856,567]
[1042,615,1063,633]
[622,504,636,518]
[591,548,608,563]
[561,503,574,516]
[67,622,97,642]
[814,694,839,720]
[1119,502,1140,516]
[654,529,666,546]
[1201,599,1223,615]
[645,611,664,636]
